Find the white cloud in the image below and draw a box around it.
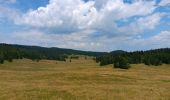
[144,31,170,47]
[15,0,156,35]
[123,31,170,51]
[1,29,170,52]
[95,30,170,51]
[10,30,102,51]
[15,0,95,33]
[0,6,20,21]
[119,13,163,35]
[159,0,170,6]
[1,0,169,51]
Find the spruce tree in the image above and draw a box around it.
[0,58,4,64]
[114,56,130,69]
[0,52,4,64]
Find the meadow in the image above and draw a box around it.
[0,57,170,100]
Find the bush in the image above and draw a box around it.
[143,56,162,66]
[143,57,151,66]
[0,53,4,64]
[0,59,4,64]
[7,58,13,62]
[100,59,109,66]
[114,56,130,69]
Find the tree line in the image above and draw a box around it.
[0,43,106,64]
[96,49,170,69]
[1,43,169,69]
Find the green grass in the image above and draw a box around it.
[0,58,170,100]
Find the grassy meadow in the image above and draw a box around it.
[0,57,170,100]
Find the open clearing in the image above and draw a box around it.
[0,58,170,100]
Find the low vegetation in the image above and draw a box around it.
[0,58,170,100]
[114,56,130,69]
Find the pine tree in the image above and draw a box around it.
[0,52,4,64]
[0,59,4,64]
[114,56,130,69]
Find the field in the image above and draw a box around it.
[0,57,170,100]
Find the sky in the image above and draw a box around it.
[0,0,170,52]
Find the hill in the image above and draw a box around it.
[110,50,127,55]
[0,43,107,63]
[97,48,170,67]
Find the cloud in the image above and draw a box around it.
[119,13,163,35]
[15,0,156,35]
[9,30,102,51]
[93,30,170,51]
[1,0,169,51]
[15,0,95,33]
[0,6,20,21]
[127,31,170,51]
[144,31,170,47]
[1,29,170,52]
[159,0,170,6]
[4,29,135,51]
[0,0,16,4]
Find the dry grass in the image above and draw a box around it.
[0,57,170,100]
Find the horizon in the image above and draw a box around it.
[1,42,170,53]
[0,0,170,52]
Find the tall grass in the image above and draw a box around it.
[0,58,170,100]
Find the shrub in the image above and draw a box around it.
[7,58,13,62]
[114,56,130,69]
[0,59,4,64]
[0,53,4,64]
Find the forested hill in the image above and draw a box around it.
[1,43,170,68]
[0,43,107,63]
[96,48,170,69]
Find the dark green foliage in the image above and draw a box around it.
[1,43,170,68]
[0,59,4,64]
[0,52,4,64]
[143,57,151,66]
[143,55,162,66]
[0,43,106,64]
[110,50,127,55]
[114,56,130,69]
[0,55,4,64]
[97,48,170,68]
[99,55,114,66]
[7,57,13,62]
[100,58,109,66]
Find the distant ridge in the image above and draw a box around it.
[0,43,108,63]
[97,48,170,67]
[110,50,127,55]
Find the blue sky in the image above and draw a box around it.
[0,0,170,51]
